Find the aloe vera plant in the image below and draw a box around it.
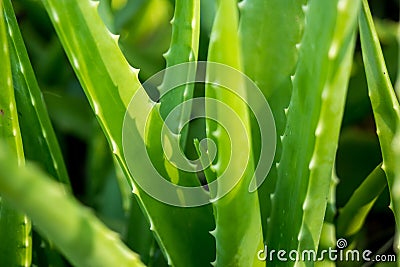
[0,0,399,266]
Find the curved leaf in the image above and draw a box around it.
[267,1,359,265]
[39,1,214,266]
[206,0,263,265]
[0,142,145,267]
[0,1,31,264]
[238,0,305,241]
[3,0,70,188]
[359,0,400,260]
[159,0,200,149]
[337,164,386,241]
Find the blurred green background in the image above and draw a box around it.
[8,0,400,265]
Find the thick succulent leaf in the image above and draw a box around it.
[238,0,305,241]
[295,0,360,261]
[205,0,263,266]
[267,0,359,265]
[39,1,214,266]
[142,106,215,266]
[3,0,70,188]
[3,1,75,264]
[0,1,23,160]
[315,170,338,267]
[0,142,145,267]
[125,194,154,265]
[359,0,400,258]
[0,1,31,265]
[359,0,400,192]
[159,0,199,149]
[337,164,386,241]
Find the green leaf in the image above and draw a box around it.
[295,0,360,261]
[205,0,263,265]
[0,142,145,267]
[337,164,386,241]
[3,1,76,264]
[359,0,400,189]
[239,0,305,242]
[266,0,359,265]
[0,2,23,160]
[0,1,31,265]
[159,0,199,150]
[315,170,339,267]
[39,1,215,266]
[359,0,400,261]
[125,194,155,265]
[3,0,70,188]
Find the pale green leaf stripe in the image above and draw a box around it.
[337,164,386,240]
[238,0,305,241]
[160,0,200,149]
[40,1,214,266]
[360,0,400,262]
[296,0,360,263]
[0,142,145,267]
[0,1,31,265]
[206,0,263,266]
[3,0,70,188]
[267,0,339,264]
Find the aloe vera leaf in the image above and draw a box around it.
[0,2,23,160]
[40,1,215,266]
[360,0,400,217]
[0,2,32,265]
[337,164,386,241]
[159,0,199,150]
[85,129,116,207]
[360,0,400,190]
[142,106,215,266]
[238,0,305,241]
[4,1,71,261]
[267,0,337,256]
[3,0,70,188]
[0,203,31,267]
[295,0,360,261]
[266,0,359,263]
[315,170,339,267]
[205,0,263,266]
[126,194,154,265]
[359,0,400,257]
[0,142,145,267]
